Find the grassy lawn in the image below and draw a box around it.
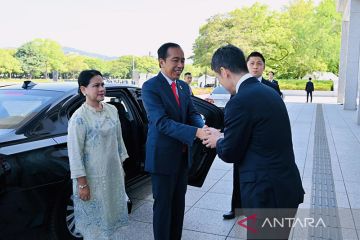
[278,79,333,91]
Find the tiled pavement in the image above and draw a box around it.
[120,99,360,240]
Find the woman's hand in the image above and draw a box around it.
[78,186,91,201]
[77,176,90,201]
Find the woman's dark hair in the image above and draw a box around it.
[77,70,102,94]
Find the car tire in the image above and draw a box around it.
[48,184,83,240]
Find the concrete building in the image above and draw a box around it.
[337,0,360,124]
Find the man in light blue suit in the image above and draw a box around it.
[142,42,206,240]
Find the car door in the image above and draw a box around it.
[188,96,224,187]
[104,87,147,182]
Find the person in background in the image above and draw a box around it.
[142,42,206,240]
[268,71,278,85]
[268,71,283,98]
[184,72,193,95]
[247,51,282,97]
[68,70,129,239]
[305,77,314,103]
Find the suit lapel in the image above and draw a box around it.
[158,73,181,111]
[177,81,187,122]
[158,72,183,122]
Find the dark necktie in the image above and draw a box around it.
[171,81,180,106]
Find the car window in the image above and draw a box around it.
[211,86,230,94]
[106,97,133,121]
[0,90,62,129]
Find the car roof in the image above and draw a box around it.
[0,82,139,92]
[211,86,230,94]
[0,82,78,92]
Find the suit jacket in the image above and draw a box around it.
[261,78,282,96]
[305,81,314,92]
[142,72,204,175]
[270,79,278,85]
[217,77,304,208]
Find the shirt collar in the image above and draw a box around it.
[236,73,253,93]
[161,71,176,85]
[257,76,263,82]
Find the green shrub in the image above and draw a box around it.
[278,79,333,91]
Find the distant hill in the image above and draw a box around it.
[62,47,118,60]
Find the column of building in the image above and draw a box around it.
[338,0,360,124]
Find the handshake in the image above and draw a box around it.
[196,125,223,149]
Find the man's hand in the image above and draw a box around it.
[202,127,222,149]
[204,127,222,138]
[202,133,221,149]
[196,128,207,140]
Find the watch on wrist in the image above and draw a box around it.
[78,184,88,189]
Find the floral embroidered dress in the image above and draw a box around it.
[68,102,129,240]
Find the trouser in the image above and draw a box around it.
[151,156,187,240]
[306,91,312,102]
[231,163,242,212]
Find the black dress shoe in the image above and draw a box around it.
[223,211,235,219]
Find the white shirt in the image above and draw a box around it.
[161,71,179,95]
[236,73,253,93]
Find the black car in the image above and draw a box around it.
[207,85,231,109]
[0,81,223,240]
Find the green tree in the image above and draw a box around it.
[0,49,22,78]
[83,57,107,72]
[192,0,341,79]
[182,64,203,78]
[63,54,89,79]
[33,39,65,79]
[135,56,158,75]
[313,0,342,74]
[15,42,46,78]
[108,59,131,79]
[193,14,235,67]
[107,56,134,79]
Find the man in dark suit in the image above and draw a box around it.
[184,72,194,95]
[142,42,206,240]
[305,77,314,102]
[268,71,278,85]
[247,51,282,97]
[222,51,285,220]
[203,45,304,239]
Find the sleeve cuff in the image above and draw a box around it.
[70,169,86,179]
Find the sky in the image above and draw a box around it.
[0,0,321,58]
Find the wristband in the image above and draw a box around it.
[78,184,88,189]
